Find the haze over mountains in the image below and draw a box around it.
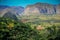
[0,2,60,20]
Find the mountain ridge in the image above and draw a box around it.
[23,2,60,15]
[0,2,60,20]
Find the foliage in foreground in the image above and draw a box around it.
[36,25,60,40]
[0,17,60,40]
[0,17,39,40]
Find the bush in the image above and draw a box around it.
[0,17,60,40]
[0,17,39,40]
[36,25,60,40]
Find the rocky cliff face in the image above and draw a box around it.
[23,3,60,15]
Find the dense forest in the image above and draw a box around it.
[0,17,60,40]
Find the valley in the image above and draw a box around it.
[0,2,60,40]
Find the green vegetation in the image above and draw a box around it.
[19,14,60,40]
[20,14,60,23]
[0,17,39,40]
[0,17,60,40]
[37,25,60,40]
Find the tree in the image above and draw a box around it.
[0,17,39,40]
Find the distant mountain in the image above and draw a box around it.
[0,5,24,20]
[0,5,24,16]
[3,12,18,20]
[0,3,60,20]
[0,5,10,11]
[56,5,60,14]
[23,3,60,15]
[9,6,24,15]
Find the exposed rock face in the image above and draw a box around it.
[24,6,40,15]
[23,3,60,15]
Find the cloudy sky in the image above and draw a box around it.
[0,0,60,7]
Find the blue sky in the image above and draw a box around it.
[0,0,60,7]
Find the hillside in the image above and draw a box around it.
[0,2,60,40]
[19,3,60,28]
[23,3,60,15]
[0,5,24,18]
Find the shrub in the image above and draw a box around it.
[0,17,39,40]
